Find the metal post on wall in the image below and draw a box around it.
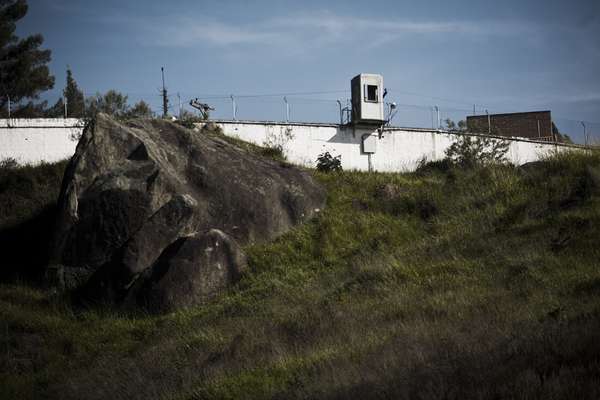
[581,121,587,147]
[283,96,290,123]
[64,95,68,118]
[337,99,343,125]
[230,95,237,120]
[486,109,491,134]
[7,95,10,119]
[430,107,435,129]
[434,106,440,130]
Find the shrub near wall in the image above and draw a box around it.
[0,159,67,281]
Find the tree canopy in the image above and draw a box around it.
[127,100,154,119]
[0,0,54,116]
[86,90,154,119]
[86,90,129,117]
[48,67,85,117]
[63,68,85,117]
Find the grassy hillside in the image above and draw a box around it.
[1,152,600,399]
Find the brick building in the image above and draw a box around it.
[466,111,562,142]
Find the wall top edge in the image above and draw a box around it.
[204,119,584,149]
[0,118,84,128]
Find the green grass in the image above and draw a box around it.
[0,159,67,230]
[1,151,600,399]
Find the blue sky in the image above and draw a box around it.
[18,0,600,142]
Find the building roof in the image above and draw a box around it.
[467,110,551,119]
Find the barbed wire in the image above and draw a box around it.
[10,87,596,141]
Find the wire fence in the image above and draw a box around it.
[3,89,599,146]
[175,93,599,146]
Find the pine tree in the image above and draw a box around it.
[0,0,54,116]
[64,68,85,117]
[48,67,85,117]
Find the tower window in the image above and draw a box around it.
[365,85,378,102]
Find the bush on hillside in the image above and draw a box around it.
[0,157,18,169]
[175,110,206,129]
[445,134,510,167]
[316,151,342,173]
[415,157,452,174]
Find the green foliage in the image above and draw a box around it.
[445,134,510,167]
[64,68,85,116]
[200,124,288,162]
[0,157,18,169]
[175,109,205,129]
[0,159,67,281]
[5,99,49,117]
[85,90,130,118]
[258,146,285,161]
[84,91,155,120]
[0,0,54,117]
[262,127,293,161]
[126,100,154,119]
[444,118,467,132]
[1,151,600,399]
[0,159,66,228]
[47,67,86,117]
[316,151,342,173]
[415,156,452,174]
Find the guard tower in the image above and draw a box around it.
[351,73,384,125]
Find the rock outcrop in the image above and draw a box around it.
[49,114,325,311]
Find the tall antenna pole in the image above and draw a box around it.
[161,67,168,118]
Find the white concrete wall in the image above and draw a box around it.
[0,117,576,171]
[0,118,83,165]
[203,120,577,172]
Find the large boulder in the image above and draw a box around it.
[49,114,325,310]
[128,229,247,313]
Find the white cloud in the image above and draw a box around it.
[152,19,281,47]
[126,12,536,50]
